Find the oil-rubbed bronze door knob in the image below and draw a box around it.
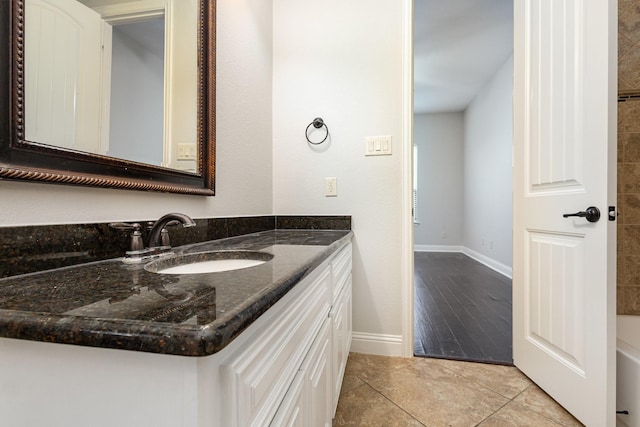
[562,206,601,223]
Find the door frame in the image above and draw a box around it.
[401,1,515,359]
[400,0,415,358]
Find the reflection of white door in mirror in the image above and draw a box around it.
[25,0,106,154]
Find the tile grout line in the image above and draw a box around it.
[472,383,530,426]
[354,373,428,427]
[473,383,582,427]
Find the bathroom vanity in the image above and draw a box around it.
[0,229,352,427]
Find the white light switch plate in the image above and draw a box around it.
[325,177,337,196]
[365,136,392,156]
[177,143,197,160]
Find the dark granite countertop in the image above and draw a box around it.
[0,229,352,357]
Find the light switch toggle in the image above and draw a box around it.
[365,136,392,156]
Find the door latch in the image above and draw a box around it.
[609,206,617,221]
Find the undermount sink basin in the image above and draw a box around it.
[145,251,273,275]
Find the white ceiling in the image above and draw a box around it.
[414,0,513,114]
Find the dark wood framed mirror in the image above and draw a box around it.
[0,0,215,195]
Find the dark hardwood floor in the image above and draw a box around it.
[414,252,512,364]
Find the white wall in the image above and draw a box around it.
[0,0,274,225]
[272,0,405,354]
[413,113,464,248]
[463,55,513,269]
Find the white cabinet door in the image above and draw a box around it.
[270,373,305,427]
[331,276,352,416]
[271,319,332,427]
[303,319,332,427]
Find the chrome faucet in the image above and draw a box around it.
[146,213,196,248]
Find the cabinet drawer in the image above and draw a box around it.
[222,268,331,427]
[331,243,352,301]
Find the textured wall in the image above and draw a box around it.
[618,1,640,314]
[272,0,406,353]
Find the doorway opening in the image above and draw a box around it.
[109,18,165,166]
[412,0,514,364]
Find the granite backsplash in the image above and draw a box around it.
[0,215,351,278]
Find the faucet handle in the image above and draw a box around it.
[109,222,141,231]
[109,222,144,251]
[160,228,171,247]
[158,221,183,246]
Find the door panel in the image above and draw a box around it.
[526,0,583,192]
[513,0,616,425]
[526,231,585,373]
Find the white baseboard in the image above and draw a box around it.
[461,247,512,279]
[413,245,512,279]
[350,332,404,357]
[414,245,463,253]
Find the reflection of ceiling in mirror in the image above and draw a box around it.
[116,17,164,54]
[77,0,136,9]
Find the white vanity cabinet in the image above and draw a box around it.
[220,267,332,426]
[0,240,352,427]
[220,241,352,426]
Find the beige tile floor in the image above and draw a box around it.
[333,353,584,427]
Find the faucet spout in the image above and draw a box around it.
[147,213,196,248]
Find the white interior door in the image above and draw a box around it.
[513,1,617,426]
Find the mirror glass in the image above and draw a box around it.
[24,0,198,173]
